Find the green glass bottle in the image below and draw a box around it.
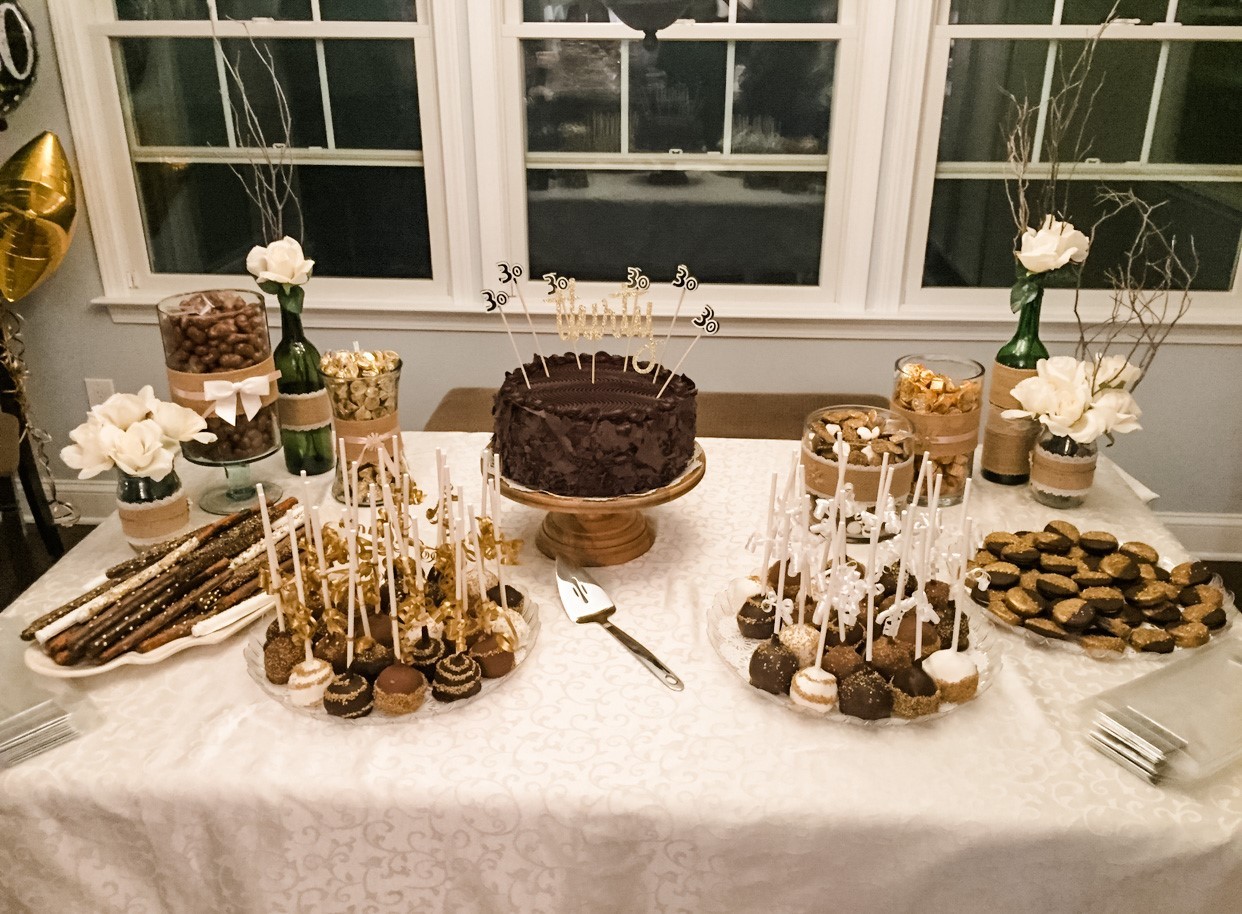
[274,307,335,476]
[982,286,1049,485]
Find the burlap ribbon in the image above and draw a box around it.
[167,357,281,425]
[118,491,190,542]
[981,363,1040,476]
[1030,446,1097,495]
[336,412,400,463]
[278,388,333,432]
[802,448,916,503]
[892,403,981,460]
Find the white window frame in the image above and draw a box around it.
[882,0,1242,328]
[47,0,478,324]
[468,0,896,325]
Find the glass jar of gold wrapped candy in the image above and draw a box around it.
[890,355,984,507]
[320,348,404,505]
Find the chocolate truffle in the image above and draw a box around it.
[868,636,913,680]
[749,636,798,695]
[778,622,820,669]
[363,610,396,647]
[487,583,525,611]
[470,633,516,678]
[353,640,394,679]
[934,611,969,651]
[408,632,447,680]
[891,665,941,719]
[790,667,838,714]
[374,663,427,715]
[838,668,893,720]
[766,561,803,597]
[264,633,301,685]
[895,615,941,658]
[821,643,865,681]
[822,616,865,647]
[264,618,283,646]
[923,580,952,613]
[736,594,775,639]
[323,673,373,719]
[287,658,334,707]
[432,653,483,702]
[313,631,349,674]
[922,649,978,703]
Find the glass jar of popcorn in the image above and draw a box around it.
[320,348,404,505]
[801,405,916,541]
[890,355,984,506]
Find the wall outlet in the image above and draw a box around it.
[84,378,115,407]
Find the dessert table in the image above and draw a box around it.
[2,432,1240,913]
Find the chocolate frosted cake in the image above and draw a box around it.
[493,352,697,498]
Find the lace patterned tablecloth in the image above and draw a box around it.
[1,433,1239,914]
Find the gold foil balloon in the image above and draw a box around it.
[0,131,76,303]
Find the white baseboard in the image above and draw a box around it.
[19,480,1242,562]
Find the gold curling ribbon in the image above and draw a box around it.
[891,404,981,460]
[118,493,190,542]
[335,412,400,463]
[1030,447,1097,494]
[801,447,916,503]
[166,357,281,417]
[278,388,333,431]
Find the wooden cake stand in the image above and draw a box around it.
[494,442,706,567]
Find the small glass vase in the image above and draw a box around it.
[116,469,191,549]
[1029,431,1098,509]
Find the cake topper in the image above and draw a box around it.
[657,304,720,397]
[482,288,530,388]
[497,261,550,377]
[653,264,699,378]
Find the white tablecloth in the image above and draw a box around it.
[2,433,1240,914]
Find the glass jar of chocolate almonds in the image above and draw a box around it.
[801,406,916,541]
[890,355,984,507]
[321,348,404,505]
[157,290,281,466]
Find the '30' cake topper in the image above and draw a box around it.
[692,305,720,334]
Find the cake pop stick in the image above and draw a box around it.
[469,514,489,612]
[409,511,425,587]
[346,523,358,668]
[255,483,286,632]
[951,516,972,652]
[435,449,448,548]
[381,479,406,567]
[757,472,778,581]
[890,454,930,632]
[287,513,312,662]
[384,521,401,661]
[864,454,893,662]
[489,457,510,613]
[309,505,333,617]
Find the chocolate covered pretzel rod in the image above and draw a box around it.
[105,531,198,580]
[21,578,120,641]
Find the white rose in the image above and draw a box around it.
[1090,388,1142,437]
[150,399,216,445]
[1092,354,1142,392]
[1016,216,1091,274]
[90,386,156,431]
[60,419,119,479]
[1066,408,1109,444]
[1003,357,1093,438]
[109,419,176,480]
[247,236,314,287]
[1004,376,1061,419]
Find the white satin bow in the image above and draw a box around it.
[201,375,273,425]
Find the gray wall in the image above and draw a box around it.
[6,0,1240,517]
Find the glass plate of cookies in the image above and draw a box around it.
[971,524,1234,661]
[243,591,539,724]
[707,578,1001,726]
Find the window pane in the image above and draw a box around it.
[938,40,1158,163]
[324,41,420,149]
[320,0,416,20]
[1178,0,1242,25]
[524,41,621,153]
[524,1,727,23]
[527,169,825,284]
[116,0,209,18]
[733,41,834,154]
[134,162,431,278]
[630,41,726,153]
[1150,42,1242,165]
[923,178,1240,290]
[216,0,312,19]
[220,38,327,148]
[736,0,838,23]
[950,0,1167,24]
[117,39,227,146]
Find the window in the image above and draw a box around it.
[51,0,452,313]
[900,1,1242,315]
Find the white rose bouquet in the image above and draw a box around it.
[1011,216,1091,313]
[61,386,216,481]
[1002,355,1142,446]
[246,235,314,314]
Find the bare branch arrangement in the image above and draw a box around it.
[215,30,304,243]
[1074,190,1198,393]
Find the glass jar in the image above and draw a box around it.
[1029,430,1098,509]
[800,405,916,540]
[116,469,190,549]
[157,290,280,466]
[890,354,985,506]
[320,351,404,505]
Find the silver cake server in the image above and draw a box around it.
[555,557,684,691]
